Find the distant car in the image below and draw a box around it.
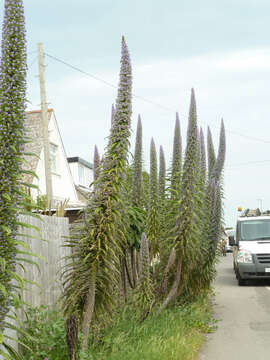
[225,229,234,252]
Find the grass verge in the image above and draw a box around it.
[84,291,216,360]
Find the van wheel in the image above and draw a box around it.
[238,276,246,286]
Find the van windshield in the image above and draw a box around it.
[240,220,270,241]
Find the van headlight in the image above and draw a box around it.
[237,249,253,263]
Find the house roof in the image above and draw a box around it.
[67,156,93,169]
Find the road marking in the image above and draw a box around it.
[266,287,270,291]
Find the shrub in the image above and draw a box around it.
[19,305,69,360]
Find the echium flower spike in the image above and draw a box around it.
[207,126,216,178]
[159,145,166,202]
[212,119,226,182]
[66,36,133,351]
[111,103,115,126]
[138,232,150,280]
[0,0,27,329]
[93,145,100,183]
[161,88,199,309]
[147,138,159,259]
[131,115,143,207]
[199,127,206,185]
[136,232,153,316]
[171,112,182,198]
[208,180,222,259]
[109,36,132,169]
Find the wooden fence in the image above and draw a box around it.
[17,214,70,308]
[2,214,70,356]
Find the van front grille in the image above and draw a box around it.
[256,254,270,264]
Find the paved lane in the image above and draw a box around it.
[198,253,270,360]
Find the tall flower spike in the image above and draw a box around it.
[159,145,166,202]
[147,138,159,259]
[93,145,100,183]
[199,127,206,183]
[0,0,27,329]
[212,119,226,182]
[131,115,143,207]
[111,103,115,126]
[161,88,199,310]
[207,126,216,178]
[171,112,182,198]
[66,36,133,351]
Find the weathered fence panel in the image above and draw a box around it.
[18,214,70,307]
[2,214,70,356]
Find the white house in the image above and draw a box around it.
[67,157,93,189]
[24,109,84,208]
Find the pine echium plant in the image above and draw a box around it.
[199,128,206,188]
[158,145,166,204]
[131,115,143,207]
[133,232,154,318]
[0,1,41,358]
[207,126,216,178]
[170,112,182,199]
[147,138,160,260]
[201,119,226,289]
[184,126,207,296]
[161,89,200,310]
[62,36,132,352]
[111,103,115,126]
[161,113,182,255]
[212,119,226,183]
[123,115,145,289]
[93,145,100,183]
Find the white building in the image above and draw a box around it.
[24,109,84,208]
[67,157,93,189]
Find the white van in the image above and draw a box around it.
[233,211,270,285]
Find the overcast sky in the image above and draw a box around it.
[2,0,270,227]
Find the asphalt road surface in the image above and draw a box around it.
[198,253,270,360]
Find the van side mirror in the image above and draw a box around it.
[228,235,235,246]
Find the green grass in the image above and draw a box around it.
[84,292,215,360]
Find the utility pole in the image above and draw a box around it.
[38,42,53,209]
[257,199,263,212]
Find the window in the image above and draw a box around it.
[240,220,270,241]
[49,143,58,173]
[78,164,85,185]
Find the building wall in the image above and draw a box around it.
[69,161,93,188]
[68,162,79,185]
[31,111,78,204]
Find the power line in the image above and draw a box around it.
[43,52,270,144]
[44,52,175,113]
